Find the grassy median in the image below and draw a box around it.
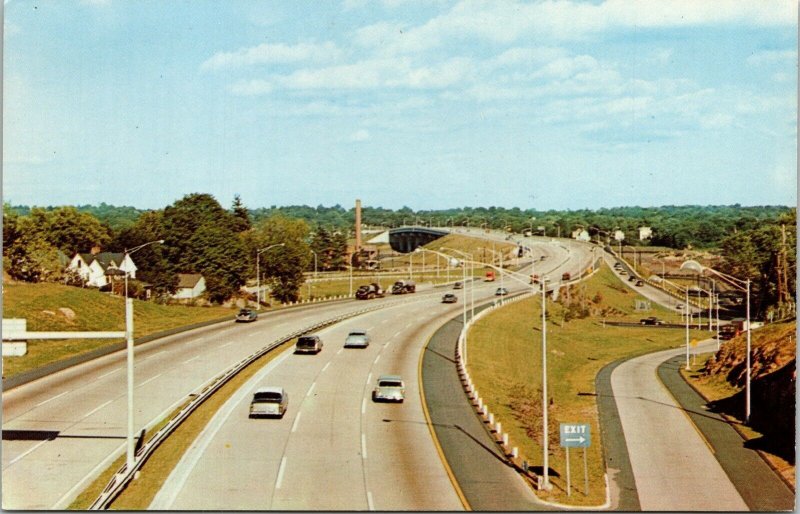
[466,266,708,506]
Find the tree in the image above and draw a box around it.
[179,224,249,303]
[6,233,63,282]
[43,206,111,255]
[109,211,177,297]
[230,194,251,232]
[245,215,311,303]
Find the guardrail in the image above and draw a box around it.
[88,297,413,509]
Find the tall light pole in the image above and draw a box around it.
[308,249,318,299]
[123,239,164,470]
[442,247,474,319]
[256,243,285,308]
[540,276,551,489]
[480,246,505,304]
[681,260,752,424]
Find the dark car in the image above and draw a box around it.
[442,293,458,303]
[495,287,509,296]
[453,281,463,289]
[235,308,258,322]
[628,276,637,282]
[635,280,644,287]
[295,335,323,354]
[640,317,664,326]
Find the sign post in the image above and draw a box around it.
[560,423,591,497]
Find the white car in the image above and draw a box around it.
[372,375,405,403]
[249,387,288,418]
[344,330,370,349]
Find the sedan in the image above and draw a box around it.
[235,308,258,322]
[453,281,463,289]
[372,375,405,403]
[344,330,370,349]
[442,293,458,303]
[495,287,509,296]
[635,280,644,287]
[640,317,665,326]
[249,387,288,418]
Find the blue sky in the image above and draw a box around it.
[3,0,797,211]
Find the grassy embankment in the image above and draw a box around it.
[2,282,233,378]
[467,265,709,506]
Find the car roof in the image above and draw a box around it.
[348,330,367,335]
[254,386,284,394]
[377,374,403,382]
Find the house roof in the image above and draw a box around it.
[78,252,125,271]
[177,273,203,289]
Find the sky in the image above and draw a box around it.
[3,0,797,212]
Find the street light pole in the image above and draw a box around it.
[256,244,285,309]
[541,277,550,489]
[123,239,164,470]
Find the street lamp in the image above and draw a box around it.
[681,259,752,424]
[256,244,285,308]
[441,247,474,319]
[540,276,551,490]
[479,246,505,305]
[122,238,164,470]
[308,249,318,299]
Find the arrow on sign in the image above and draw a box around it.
[564,436,586,444]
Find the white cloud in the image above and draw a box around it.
[747,49,798,66]
[228,79,273,96]
[202,42,342,71]
[349,129,370,142]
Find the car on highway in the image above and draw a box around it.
[344,330,370,349]
[640,317,665,326]
[675,303,684,310]
[453,281,463,289]
[495,287,509,296]
[249,386,288,418]
[372,375,405,403]
[619,270,627,275]
[635,280,644,287]
[295,334,323,354]
[628,276,637,282]
[442,293,458,303]
[235,308,258,322]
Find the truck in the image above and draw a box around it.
[355,283,385,300]
[561,272,571,281]
[485,271,496,282]
[391,280,416,294]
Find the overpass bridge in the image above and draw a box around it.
[386,226,449,253]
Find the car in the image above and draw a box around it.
[249,386,288,418]
[640,317,664,326]
[635,280,644,287]
[495,287,509,296]
[530,274,540,284]
[619,270,627,275]
[344,330,370,349]
[675,303,684,310]
[235,308,258,322]
[628,276,637,282]
[453,281,463,289]
[613,263,622,269]
[372,375,405,403]
[442,293,458,303]
[295,334,323,354]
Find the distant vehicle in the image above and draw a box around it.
[628,276,637,282]
[249,387,288,418]
[235,308,258,323]
[344,330,370,349]
[295,335,323,354]
[530,274,540,284]
[619,270,628,275]
[453,281,463,289]
[613,262,622,269]
[635,280,644,287]
[495,287,508,296]
[523,230,532,237]
[676,303,684,310]
[356,283,385,300]
[485,271,496,282]
[719,324,740,339]
[391,280,416,294]
[372,375,405,403]
[640,317,664,326]
[562,272,571,281]
[442,293,458,303]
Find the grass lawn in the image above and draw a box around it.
[2,282,234,378]
[466,265,708,506]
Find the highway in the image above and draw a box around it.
[2,237,587,509]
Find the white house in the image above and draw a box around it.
[172,273,206,299]
[572,229,590,241]
[639,226,653,240]
[68,252,137,288]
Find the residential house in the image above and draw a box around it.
[67,250,136,288]
[172,273,206,300]
[639,226,653,240]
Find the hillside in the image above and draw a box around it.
[2,282,234,378]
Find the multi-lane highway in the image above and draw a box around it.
[2,237,586,509]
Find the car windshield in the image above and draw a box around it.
[253,392,282,402]
[239,309,251,315]
[348,331,366,336]
[378,380,403,388]
[297,337,317,346]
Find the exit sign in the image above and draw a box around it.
[560,423,591,448]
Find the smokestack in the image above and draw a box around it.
[355,199,362,253]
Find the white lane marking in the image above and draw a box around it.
[373,355,381,365]
[306,382,316,397]
[366,372,372,386]
[381,319,390,324]
[336,348,343,355]
[276,456,287,489]
[183,355,201,364]
[361,398,366,415]
[291,412,302,433]
[138,373,163,388]
[220,341,233,349]
[36,390,70,407]
[248,332,262,338]
[367,491,375,511]
[82,399,113,419]
[142,350,166,361]
[97,369,120,380]
[7,439,49,466]
[321,361,331,373]
[361,434,367,460]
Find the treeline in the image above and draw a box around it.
[2,194,347,304]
